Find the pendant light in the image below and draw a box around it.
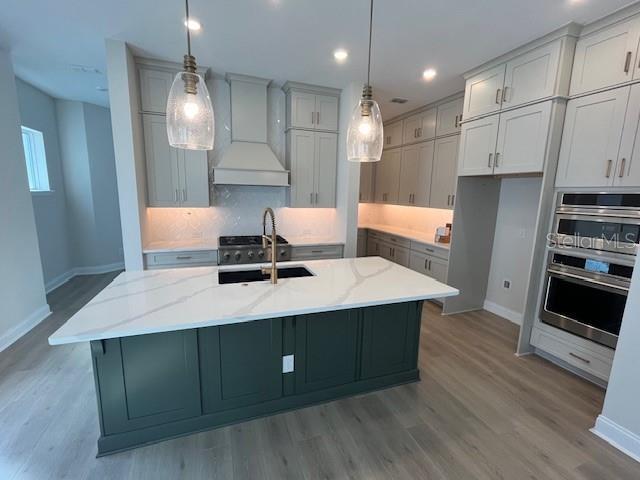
[346,0,383,162]
[166,0,215,150]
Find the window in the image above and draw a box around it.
[21,126,50,192]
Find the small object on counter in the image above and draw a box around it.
[435,223,452,244]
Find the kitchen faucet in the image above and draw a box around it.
[261,207,278,284]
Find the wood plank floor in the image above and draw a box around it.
[1,273,638,479]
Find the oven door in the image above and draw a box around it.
[551,213,640,255]
[541,270,627,349]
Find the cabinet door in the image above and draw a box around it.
[570,18,640,95]
[457,115,498,177]
[503,41,561,107]
[392,245,410,267]
[294,310,359,394]
[315,95,339,131]
[428,256,449,284]
[419,108,437,141]
[361,303,421,379]
[409,251,429,276]
[359,162,375,203]
[403,114,422,145]
[430,136,459,209]
[139,68,175,114]
[94,331,201,435]
[494,101,552,175]
[615,83,640,187]
[199,320,282,414]
[385,121,403,148]
[314,132,338,207]
[414,141,435,206]
[288,130,316,207]
[179,149,210,207]
[556,88,629,188]
[143,115,181,207]
[398,145,420,205]
[367,236,381,256]
[463,64,506,119]
[290,91,316,129]
[436,98,464,136]
[375,149,401,203]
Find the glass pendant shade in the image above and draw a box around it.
[166,71,215,150]
[346,97,383,162]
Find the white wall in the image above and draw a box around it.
[15,78,72,288]
[484,177,541,324]
[0,48,50,352]
[594,255,640,462]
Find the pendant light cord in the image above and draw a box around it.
[366,0,373,87]
[185,0,192,57]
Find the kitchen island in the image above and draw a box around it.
[49,257,458,455]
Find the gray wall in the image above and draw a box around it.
[15,79,72,287]
[0,49,49,351]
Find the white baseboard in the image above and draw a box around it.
[45,262,124,293]
[592,415,640,464]
[483,300,523,325]
[0,304,51,353]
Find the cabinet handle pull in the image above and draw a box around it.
[451,194,455,205]
[418,127,422,137]
[619,158,627,177]
[495,152,500,168]
[606,159,613,178]
[447,194,451,206]
[311,112,315,124]
[316,112,320,125]
[424,258,428,270]
[183,188,187,201]
[624,51,632,73]
[310,193,314,204]
[176,255,193,260]
[495,88,502,104]
[569,352,591,364]
[502,86,509,103]
[174,189,178,202]
[315,192,319,203]
[428,260,432,270]
[488,153,493,168]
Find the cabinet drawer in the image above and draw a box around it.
[145,250,218,268]
[531,328,612,381]
[290,245,344,261]
[376,232,411,248]
[409,241,449,260]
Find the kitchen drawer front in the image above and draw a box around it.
[409,240,449,260]
[145,250,218,268]
[290,244,344,261]
[368,231,411,249]
[530,327,612,381]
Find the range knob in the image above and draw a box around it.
[223,252,231,262]
[247,251,254,260]
[234,251,242,261]
[257,250,265,258]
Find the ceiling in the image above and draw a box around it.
[1,0,636,118]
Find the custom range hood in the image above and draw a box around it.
[213,73,289,186]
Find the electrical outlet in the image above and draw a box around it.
[503,279,511,289]
[282,355,294,373]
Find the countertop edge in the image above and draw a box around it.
[359,225,450,251]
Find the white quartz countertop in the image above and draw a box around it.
[48,257,458,345]
[359,224,450,250]
[142,237,344,253]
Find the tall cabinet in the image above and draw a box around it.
[283,82,340,208]
[137,59,210,208]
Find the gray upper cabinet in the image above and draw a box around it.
[616,83,640,187]
[403,108,437,144]
[384,120,403,148]
[284,83,340,132]
[374,149,402,204]
[139,67,174,114]
[359,162,375,203]
[398,142,434,207]
[457,115,499,177]
[436,98,463,137]
[430,136,459,210]
[143,114,209,207]
[570,17,640,96]
[463,64,506,119]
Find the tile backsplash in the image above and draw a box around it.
[358,203,453,234]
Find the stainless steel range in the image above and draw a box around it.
[217,235,292,265]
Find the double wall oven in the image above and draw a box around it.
[542,193,640,349]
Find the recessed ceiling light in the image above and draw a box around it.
[422,68,437,81]
[333,49,349,63]
[184,18,201,31]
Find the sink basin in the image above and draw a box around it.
[218,266,314,285]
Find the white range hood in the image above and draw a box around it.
[213,73,289,187]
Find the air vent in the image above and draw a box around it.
[390,97,408,104]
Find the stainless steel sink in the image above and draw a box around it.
[218,266,314,285]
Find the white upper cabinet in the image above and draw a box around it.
[616,83,640,187]
[374,149,402,204]
[139,67,174,114]
[430,136,460,210]
[314,132,338,207]
[494,102,552,175]
[436,98,463,137]
[398,141,434,206]
[458,115,499,176]
[503,41,562,108]
[359,162,375,203]
[403,108,437,144]
[180,149,211,207]
[384,121,404,148]
[570,18,640,95]
[284,83,340,132]
[556,87,629,188]
[463,65,506,119]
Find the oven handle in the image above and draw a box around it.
[554,212,640,224]
[547,269,629,294]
